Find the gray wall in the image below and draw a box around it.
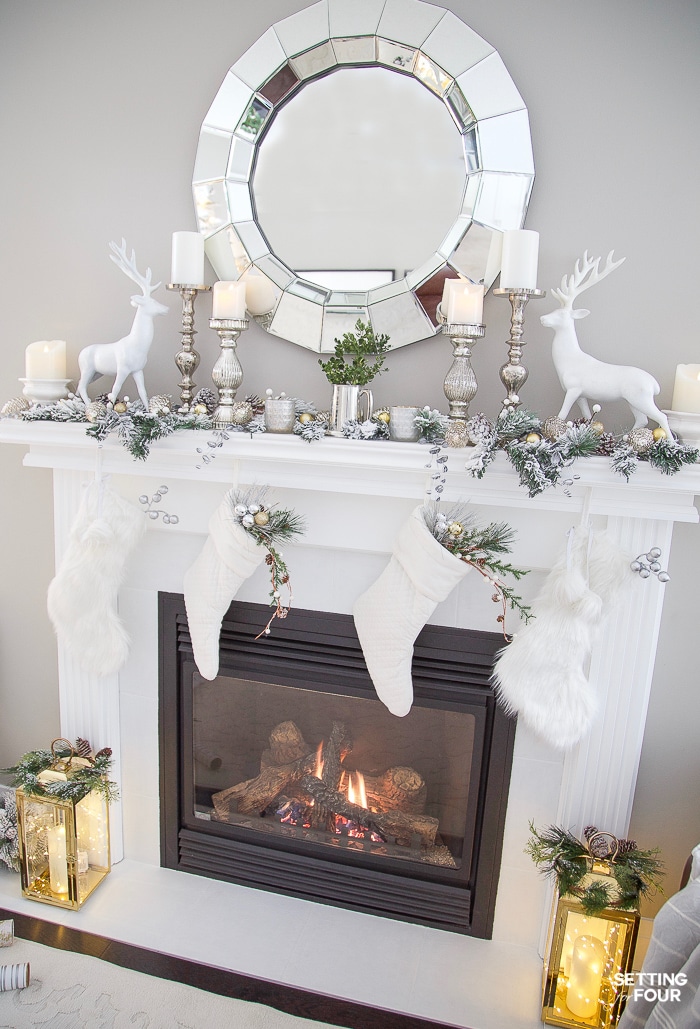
[1,0,698,911]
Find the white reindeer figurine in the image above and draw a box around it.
[540,251,671,437]
[78,239,168,408]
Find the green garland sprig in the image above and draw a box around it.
[526,822,664,914]
[6,740,118,805]
[423,503,532,634]
[318,319,390,386]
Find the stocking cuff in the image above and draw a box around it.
[393,507,471,603]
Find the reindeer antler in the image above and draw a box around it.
[551,250,626,308]
[109,238,160,296]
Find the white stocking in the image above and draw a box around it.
[183,495,266,680]
[353,506,472,717]
[492,526,628,750]
[47,480,145,676]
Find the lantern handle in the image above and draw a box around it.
[50,738,76,771]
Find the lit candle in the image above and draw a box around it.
[171,231,205,285]
[500,229,539,290]
[47,823,68,895]
[566,934,605,1019]
[244,269,276,316]
[25,340,66,379]
[212,281,247,320]
[76,792,109,868]
[671,364,700,413]
[447,282,484,325]
[441,276,459,314]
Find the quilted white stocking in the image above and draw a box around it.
[353,506,472,717]
[183,495,266,680]
[47,480,145,676]
[492,526,629,750]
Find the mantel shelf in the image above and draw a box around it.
[1,419,699,523]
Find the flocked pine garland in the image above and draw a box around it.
[6,739,118,805]
[0,787,19,872]
[526,822,664,915]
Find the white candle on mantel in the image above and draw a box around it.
[447,282,484,325]
[671,364,700,413]
[212,281,247,320]
[171,231,205,285]
[25,339,66,379]
[500,229,539,290]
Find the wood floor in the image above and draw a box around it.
[0,907,449,1029]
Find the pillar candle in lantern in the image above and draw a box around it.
[447,282,484,325]
[566,934,606,1019]
[25,340,66,379]
[212,281,247,320]
[671,364,700,414]
[171,231,205,285]
[500,229,539,289]
[46,824,68,895]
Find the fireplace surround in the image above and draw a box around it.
[159,594,515,936]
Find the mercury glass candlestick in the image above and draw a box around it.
[493,287,545,408]
[209,317,249,428]
[167,283,211,412]
[441,320,485,422]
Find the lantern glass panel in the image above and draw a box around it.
[543,896,639,1028]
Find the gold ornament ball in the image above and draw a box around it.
[113,400,128,414]
[590,420,605,436]
[542,416,567,441]
[447,521,463,536]
[231,401,254,425]
[85,401,108,422]
[525,432,541,444]
[444,420,470,448]
[652,427,668,441]
[376,411,391,424]
[193,403,208,416]
[148,394,173,416]
[298,412,314,425]
[628,427,655,454]
[253,510,270,526]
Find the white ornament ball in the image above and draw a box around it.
[233,504,247,517]
[242,514,255,528]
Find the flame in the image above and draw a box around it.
[314,741,324,779]
[346,771,368,808]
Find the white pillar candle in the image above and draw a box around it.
[76,791,109,868]
[47,824,68,895]
[500,229,539,289]
[244,270,276,316]
[25,340,66,379]
[566,934,605,1019]
[441,276,459,313]
[447,282,484,325]
[671,364,700,413]
[212,281,247,320]
[171,231,205,285]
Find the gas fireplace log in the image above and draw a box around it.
[268,721,309,765]
[311,720,352,831]
[364,767,427,815]
[299,774,438,847]
[212,751,317,818]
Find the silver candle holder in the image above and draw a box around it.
[493,287,545,408]
[167,283,212,412]
[209,317,249,428]
[441,321,485,422]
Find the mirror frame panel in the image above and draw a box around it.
[194,0,534,352]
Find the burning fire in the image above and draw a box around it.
[346,770,367,808]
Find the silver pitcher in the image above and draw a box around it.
[329,384,373,435]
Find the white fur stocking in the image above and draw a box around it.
[183,494,266,680]
[47,480,145,676]
[492,526,628,749]
[353,506,472,717]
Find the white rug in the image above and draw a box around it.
[0,937,338,1029]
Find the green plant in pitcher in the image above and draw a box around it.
[318,319,390,386]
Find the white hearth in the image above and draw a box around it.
[1,420,698,1029]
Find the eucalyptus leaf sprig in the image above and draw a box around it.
[422,503,531,636]
[227,488,305,637]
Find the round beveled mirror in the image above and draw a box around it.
[193,0,534,352]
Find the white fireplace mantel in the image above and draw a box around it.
[2,419,699,1029]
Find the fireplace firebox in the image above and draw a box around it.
[159,593,515,937]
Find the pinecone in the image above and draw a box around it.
[94,747,112,761]
[148,394,173,416]
[616,838,638,856]
[245,394,265,415]
[1,396,31,417]
[595,432,617,456]
[74,737,92,758]
[466,412,495,446]
[191,387,217,414]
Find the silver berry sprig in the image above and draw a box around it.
[630,547,670,583]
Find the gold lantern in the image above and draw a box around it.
[542,895,639,1027]
[14,739,113,910]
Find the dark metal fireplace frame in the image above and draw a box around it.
[159,593,515,938]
